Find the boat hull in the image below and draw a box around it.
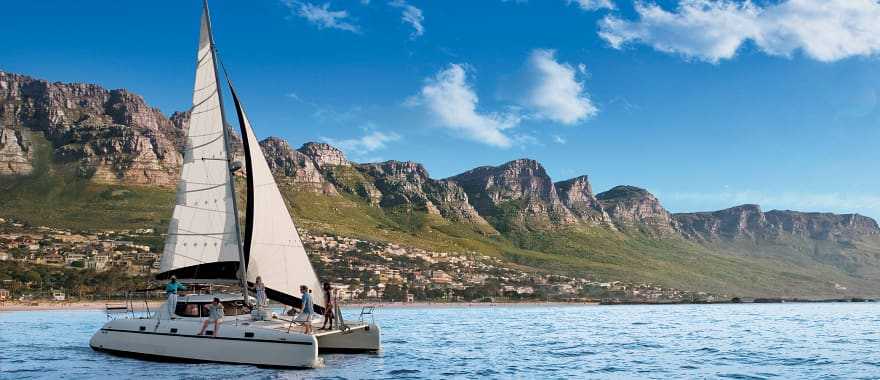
[90,318,320,368]
[317,324,381,353]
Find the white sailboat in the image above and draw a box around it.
[89,1,380,368]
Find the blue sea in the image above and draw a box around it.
[2,303,880,379]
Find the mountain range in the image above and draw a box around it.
[2,71,879,297]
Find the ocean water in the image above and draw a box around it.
[2,303,880,379]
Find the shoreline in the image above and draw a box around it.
[0,300,600,312]
[2,298,875,312]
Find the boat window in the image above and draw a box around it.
[175,302,202,317]
[222,301,251,316]
[174,301,251,317]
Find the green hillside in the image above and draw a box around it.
[1,137,877,297]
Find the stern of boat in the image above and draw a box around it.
[316,323,381,353]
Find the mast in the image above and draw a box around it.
[202,0,249,300]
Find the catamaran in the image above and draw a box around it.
[89,1,380,368]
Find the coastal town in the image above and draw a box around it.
[0,216,723,304]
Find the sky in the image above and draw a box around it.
[3,0,880,219]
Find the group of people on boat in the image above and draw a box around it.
[163,276,337,336]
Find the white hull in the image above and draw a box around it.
[317,324,381,352]
[90,316,380,368]
[90,318,320,368]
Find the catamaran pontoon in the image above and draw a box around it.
[89,1,380,368]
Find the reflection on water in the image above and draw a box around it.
[2,303,880,379]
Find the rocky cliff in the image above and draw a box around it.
[4,70,879,279]
[596,186,678,234]
[259,137,337,195]
[449,159,576,230]
[555,175,612,227]
[0,71,182,186]
[674,205,880,242]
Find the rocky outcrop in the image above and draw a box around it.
[765,211,879,240]
[0,127,33,175]
[357,161,437,212]
[297,142,349,168]
[674,204,766,241]
[555,176,612,227]
[0,71,182,186]
[355,160,490,225]
[674,205,880,242]
[449,159,576,229]
[596,186,677,234]
[260,137,337,195]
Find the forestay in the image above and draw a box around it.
[228,85,325,310]
[158,8,240,277]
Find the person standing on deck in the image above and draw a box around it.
[300,285,314,334]
[164,276,186,318]
[320,282,335,330]
[253,276,267,308]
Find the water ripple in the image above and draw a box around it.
[2,304,880,378]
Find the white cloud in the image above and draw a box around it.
[525,49,597,125]
[412,64,520,148]
[389,0,424,39]
[567,0,615,11]
[661,190,880,218]
[599,0,880,63]
[321,130,401,155]
[285,1,361,33]
[552,135,567,144]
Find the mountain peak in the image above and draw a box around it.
[297,142,349,168]
[596,186,675,234]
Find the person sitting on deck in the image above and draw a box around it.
[320,282,335,331]
[300,285,314,334]
[198,297,224,337]
[164,276,186,318]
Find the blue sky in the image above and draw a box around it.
[3,0,880,218]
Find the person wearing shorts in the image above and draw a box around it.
[300,286,314,334]
[198,297,224,337]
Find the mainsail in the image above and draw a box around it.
[158,1,325,311]
[158,6,241,280]
[228,85,325,310]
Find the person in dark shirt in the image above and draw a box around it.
[320,282,335,330]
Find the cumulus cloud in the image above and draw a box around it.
[321,130,401,155]
[567,0,615,11]
[525,49,598,125]
[599,0,880,63]
[284,1,361,33]
[412,64,520,148]
[389,0,424,39]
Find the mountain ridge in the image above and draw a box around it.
[2,70,879,297]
